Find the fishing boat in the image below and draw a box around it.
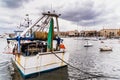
[6,11,69,79]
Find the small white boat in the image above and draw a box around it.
[100,46,112,51]
[84,41,93,47]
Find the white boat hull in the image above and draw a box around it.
[12,51,69,78]
[84,43,93,47]
[100,46,112,51]
[84,44,93,47]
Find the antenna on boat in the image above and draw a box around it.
[25,14,30,27]
[51,3,53,12]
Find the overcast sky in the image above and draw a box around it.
[0,0,120,34]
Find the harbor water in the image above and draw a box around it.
[1,38,120,80]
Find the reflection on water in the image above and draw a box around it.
[65,38,120,80]
[0,39,13,80]
[0,54,13,80]
[1,38,120,80]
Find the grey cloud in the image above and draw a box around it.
[0,15,21,25]
[1,0,31,8]
[36,2,103,27]
[37,1,105,26]
[0,19,13,24]
[59,1,110,26]
[0,27,12,30]
[78,19,103,26]
[26,0,117,27]
[0,27,15,34]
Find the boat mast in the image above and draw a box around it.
[20,15,45,37]
[42,11,61,36]
[56,17,60,36]
[25,14,32,37]
[20,11,61,37]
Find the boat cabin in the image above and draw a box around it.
[20,41,47,56]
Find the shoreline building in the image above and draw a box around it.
[80,30,98,37]
[67,30,79,37]
[99,29,120,38]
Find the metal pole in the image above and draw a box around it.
[20,15,45,37]
[56,17,60,36]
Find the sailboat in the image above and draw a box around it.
[6,11,69,79]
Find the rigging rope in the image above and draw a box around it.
[52,52,120,80]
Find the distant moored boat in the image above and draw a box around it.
[100,46,112,51]
[84,41,93,47]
